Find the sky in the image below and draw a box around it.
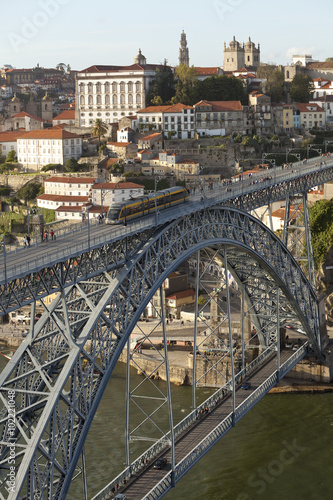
[1,0,333,71]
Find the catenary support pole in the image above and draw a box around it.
[192,250,200,411]
[160,286,175,485]
[224,248,236,425]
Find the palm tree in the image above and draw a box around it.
[91,119,108,148]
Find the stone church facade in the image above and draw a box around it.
[75,50,165,128]
[224,36,260,72]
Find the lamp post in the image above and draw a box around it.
[87,206,91,251]
[2,235,6,283]
[154,176,158,225]
[307,144,322,159]
[286,148,301,164]
[27,208,30,239]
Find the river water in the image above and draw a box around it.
[1,354,333,500]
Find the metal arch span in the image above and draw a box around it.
[0,207,322,499]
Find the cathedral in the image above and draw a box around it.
[223,36,260,72]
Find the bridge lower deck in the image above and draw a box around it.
[102,347,299,500]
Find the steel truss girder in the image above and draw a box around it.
[0,207,322,499]
[1,164,333,316]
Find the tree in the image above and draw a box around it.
[196,75,247,103]
[146,60,175,105]
[172,64,199,105]
[17,183,42,204]
[0,163,16,174]
[65,158,80,172]
[290,74,315,103]
[41,163,63,172]
[256,64,285,102]
[6,150,17,163]
[91,119,108,147]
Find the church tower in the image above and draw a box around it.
[134,49,147,66]
[179,30,189,66]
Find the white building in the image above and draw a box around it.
[0,85,13,98]
[0,130,26,155]
[92,182,144,208]
[51,109,76,126]
[43,176,96,196]
[75,50,165,127]
[137,103,195,139]
[310,96,333,126]
[296,103,326,130]
[17,129,83,170]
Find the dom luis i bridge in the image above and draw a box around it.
[0,155,331,500]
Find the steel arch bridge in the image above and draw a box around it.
[0,206,323,499]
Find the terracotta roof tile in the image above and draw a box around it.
[17,129,82,140]
[52,110,75,121]
[13,111,45,122]
[93,182,144,189]
[45,177,96,184]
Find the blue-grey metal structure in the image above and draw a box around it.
[0,157,330,499]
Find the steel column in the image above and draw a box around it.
[192,250,200,411]
[224,248,236,424]
[160,286,175,484]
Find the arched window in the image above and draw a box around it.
[286,70,290,79]
[136,81,141,92]
[128,82,133,92]
[120,81,125,92]
[105,94,110,105]
[88,95,93,105]
[128,94,133,104]
[105,82,110,92]
[113,94,118,105]
[96,82,101,93]
[88,82,93,93]
[120,94,125,104]
[80,95,85,105]
[96,94,101,105]
[79,83,85,93]
[112,82,117,92]
[136,94,141,104]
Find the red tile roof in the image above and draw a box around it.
[166,289,195,300]
[17,129,82,140]
[93,182,144,189]
[38,194,90,202]
[13,111,45,122]
[194,100,243,111]
[52,110,75,121]
[296,103,324,112]
[0,130,27,142]
[45,177,96,184]
[140,133,162,141]
[107,142,131,147]
[138,103,193,114]
[195,67,219,75]
[80,63,166,73]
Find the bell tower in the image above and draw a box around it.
[179,30,189,66]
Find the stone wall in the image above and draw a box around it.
[0,174,46,191]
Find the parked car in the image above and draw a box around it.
[153,457,167,469]
[241,382,251,390]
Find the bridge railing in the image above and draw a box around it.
[141,344,309,500]
[91,344,277,500]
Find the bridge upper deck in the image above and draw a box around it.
[0,155,332,287]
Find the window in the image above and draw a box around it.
[112,82,117,92]
[105,94,110,105]
[120,81,125,92]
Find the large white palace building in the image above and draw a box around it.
[75,50,165,128]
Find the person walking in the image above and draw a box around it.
[50,229,54,240]
[26,235,31,247]
[23,236,27,247]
